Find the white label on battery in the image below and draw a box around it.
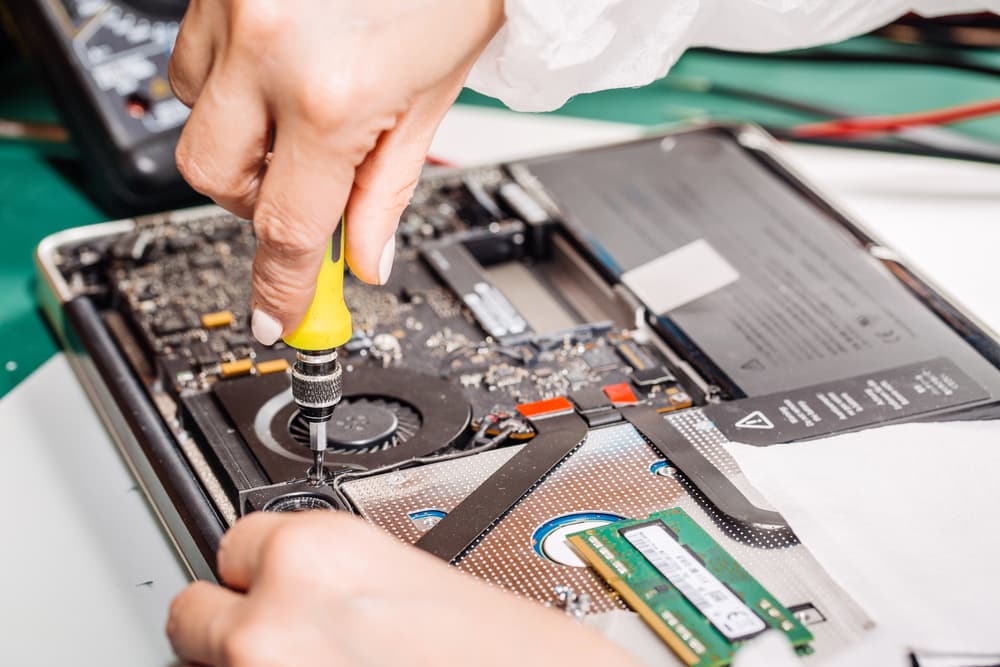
[623,523,766,641]
[621,239,738,315]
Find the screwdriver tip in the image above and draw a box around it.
[308,421,328,485]
[310,449,326,485]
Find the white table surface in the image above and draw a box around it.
[2,105,998,666]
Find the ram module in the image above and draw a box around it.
[568,508,813,666]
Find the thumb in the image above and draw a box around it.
[345,77,464,285]
[250,131,354,344]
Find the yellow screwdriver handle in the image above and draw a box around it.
[282,216,353,351]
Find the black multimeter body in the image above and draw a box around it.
[5,0,200,214]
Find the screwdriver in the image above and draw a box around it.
[282,217,353,485]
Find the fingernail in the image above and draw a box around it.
[378,236,396,285]
[251,309,282,345]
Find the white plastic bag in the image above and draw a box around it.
[468,0,1000,112]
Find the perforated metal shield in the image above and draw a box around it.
[342,414,872,658]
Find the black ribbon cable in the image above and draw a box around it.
[415,412,589,563]
[622,406,789,532]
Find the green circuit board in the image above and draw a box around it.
[568,508,813,666]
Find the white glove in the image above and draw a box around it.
[468,0,1000,112]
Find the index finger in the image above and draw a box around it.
[249,125,355,342]
[168,0,218,107]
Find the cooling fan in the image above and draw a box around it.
[287,396,422,454]
[213,365,472,483]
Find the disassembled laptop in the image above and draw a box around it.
[37,124,1000,665]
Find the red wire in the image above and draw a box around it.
[425,154,455,167]
[792,97,1000,139]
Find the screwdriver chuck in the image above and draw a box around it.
[291,349,343,423]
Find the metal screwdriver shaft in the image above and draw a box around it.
[309,420,328,484]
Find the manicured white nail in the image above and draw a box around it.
[378,236,396,285]
[251,309,282,345]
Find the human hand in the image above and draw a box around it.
[167,511,637,667]
[169,0,504,344]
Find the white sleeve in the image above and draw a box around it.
[467,0,1000,113]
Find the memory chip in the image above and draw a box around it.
[568,508,812,666]
[621,522,765,642]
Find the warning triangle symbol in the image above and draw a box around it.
[741,358,765,371]
[734,410,774,430]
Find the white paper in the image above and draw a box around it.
[0,354,188,667]
[726,421,1000,655]
[735,629,913,667]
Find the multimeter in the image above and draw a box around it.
[4,0,199,213]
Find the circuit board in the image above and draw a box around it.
[568,508,814,666]
[53,165,696,516]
